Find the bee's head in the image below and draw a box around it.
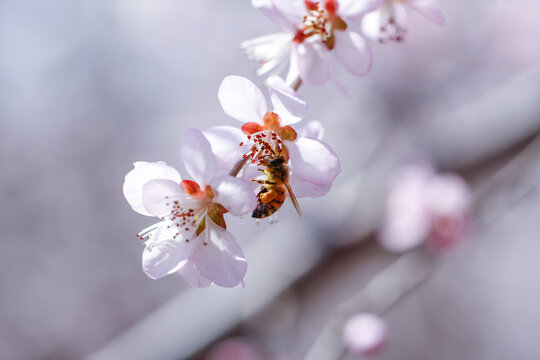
[265,156,285,168]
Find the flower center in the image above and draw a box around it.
[240,112,297,165]
[293,0,347,50]
[378,0,407,43]
[138,182,227,247]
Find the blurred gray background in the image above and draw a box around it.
[1,0,540,359]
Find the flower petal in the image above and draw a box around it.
[181,128,217,186]
[252,0,298,31]
[270,0,306,26]
[289,171,332,198]
[287,137,341,184]
[123,161,181,216]
[177,260,213,288]
[334,31,372,76]
[294,41,332,87]
[211,175,257,217]
[338,0,383,20]
[300,120,324,140]
[218,76,267,124]
[192,223,247,287]
[142,179,185,217]
[142,225,187,279]
[285,47,301,85]
[407,0,446,26]
[203,126,247,173]
[267,75,307,125]
[342,313,388,355]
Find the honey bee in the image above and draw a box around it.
[251,155,302,218]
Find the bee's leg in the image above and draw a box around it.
[250,179,265,184]
[259,188,278,204]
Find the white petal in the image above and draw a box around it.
[334,31,372,76]
[338,0,384,20]
[289,171,332,198]
[285,47,301,85]
[295,41,332,87]
[406,0,446,26]
[123,161,181,216]
[211,175,257,217]
[142,225,188,279]
[192,223,247,288]
[267,75,307,125]
[218,75,267,124]
[252,0,297,31]
[300,120,325,140]
[241,32,293,77]
[424,173,471,218]
[271,0,306,26]
[203,126,247,173]
[177,260,213,288]
[361,9,384,41]
[287,137,341,184]
[181,128,217,186]
[142,179,185,217]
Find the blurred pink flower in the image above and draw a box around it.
[362,0,446,43]
[206,338,267,360]
[342,313,388,355]
[379,163,471,253]
[213,75,341,198]
[123,129,255,287]
[242,0,374,86]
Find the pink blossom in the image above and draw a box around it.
[242,0,374,86]
[379,163,471,253]
[212,75,340,201]
[123,129,256,287]
[342,313,388,355]
[206,338,267,360]
[362,0,446,43]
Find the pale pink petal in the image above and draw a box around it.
[203,126,247,172]
[294,41,332,87]
[181,128,217,186]
[253,0,297,31]
[211,175,257,217]
[123,161,181,216]
[334,30,372,76]
[424,173,471,218]
[338,0,384,20]
[289,171,332,198]
[406,0,446,26]
[267,75,307,125]
[300,120,324,140]
[271,0,306,25]
[141,179,185,217]
[379,164,433,252]
[218,75,267,124]
[285,48,300,85]
[142,225,187,279]
[287,137,341,184]
[177,260,213,288]
[343,313,388,355]
[192,223,247,287]
[361,9,384,41]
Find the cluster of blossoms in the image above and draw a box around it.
[123,0,455,356]
[123,0,448,295]
[124,76,340,287]
[242,0,445,86]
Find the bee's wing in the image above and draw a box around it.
[284,182,302,217]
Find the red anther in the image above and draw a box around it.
[247,135,251,139]
[324,0,337,15]
[239,142,244,146]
